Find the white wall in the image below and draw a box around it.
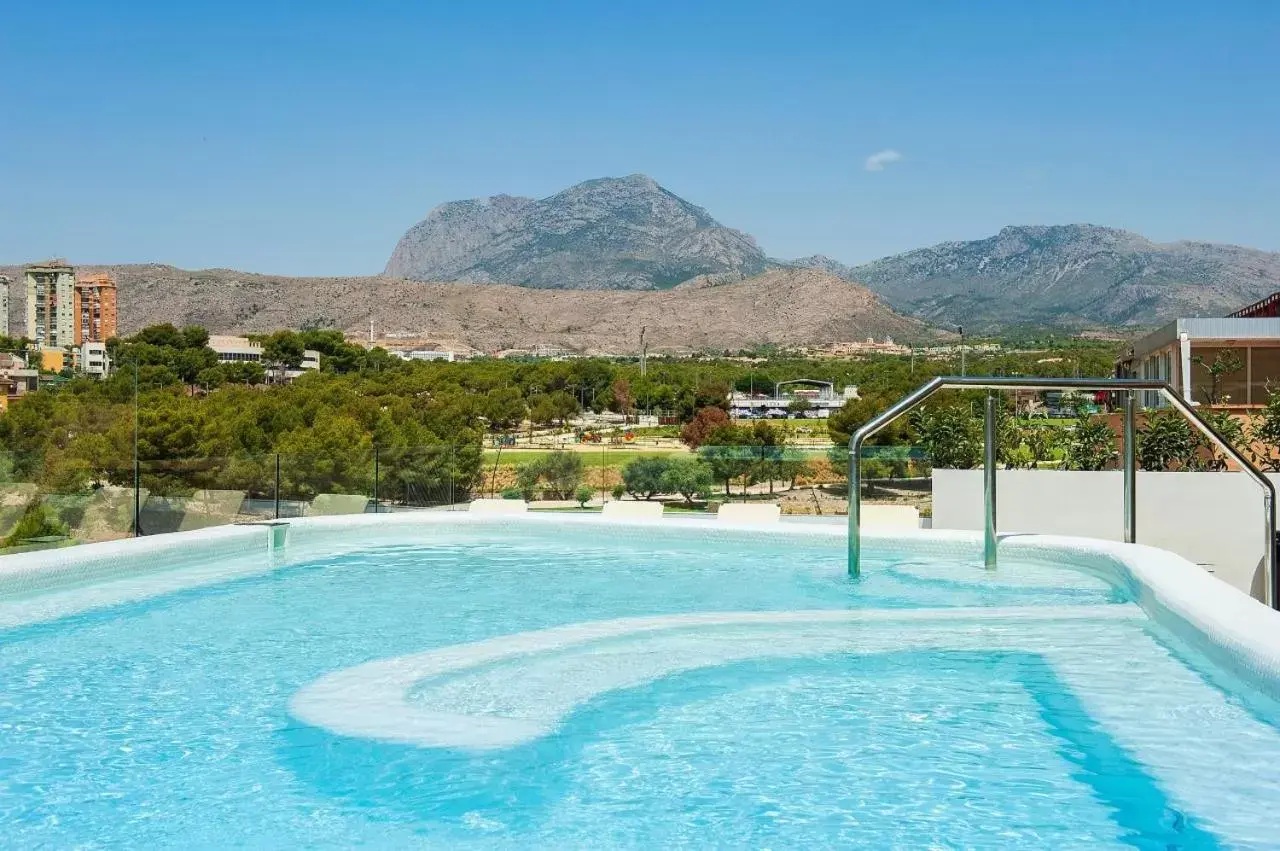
[933,469,1274,600]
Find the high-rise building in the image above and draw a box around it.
[24,260,76,349]
[0,275,10,336]
[74,271,118,343]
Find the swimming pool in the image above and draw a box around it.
[1,514,1279,848]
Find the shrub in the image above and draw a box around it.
[1065,416,1117,471]
[3,500,70,548]
[1200,408,1245,471]
[574,484,594,508]
[1250,387,1280,471]
[910,403,981,469]
[1138,411,1203,471]
[500,487,523,500]
[610,484,626,500]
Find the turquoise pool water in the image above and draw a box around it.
[1,520,1279,848]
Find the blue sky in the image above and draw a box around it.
[3,0,1278,275]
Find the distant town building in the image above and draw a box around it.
[0,275,10,336]
[208,335,320,381]
[0,352,38,410]
[813,338,912,357]
[728,379,859,419]
[39,348,67,373]
[25,260,76,349]
[74,271,118,343]
[395,349,455,362]
[80,341,111,378]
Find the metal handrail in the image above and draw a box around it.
[847,376,1278,610]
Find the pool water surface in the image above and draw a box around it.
[0,518,1277,848]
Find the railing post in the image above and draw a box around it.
[373,445,380,514]
[1267,491,1277,610]
[448,446,455,510]
[984,391,998,569]
[274,453,281,520]
[1123,391,1136,544]
[133,458,141,537]
[848,437,862,578]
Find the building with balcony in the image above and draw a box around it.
[74,271,118,343]
[1116,294,1280,408]
[25,260,76,349]
[80,341,111,378]
[0,275,10,335]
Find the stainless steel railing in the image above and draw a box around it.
[847,376,1278,610]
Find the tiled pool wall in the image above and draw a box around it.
[1,513,1278,703]
[0,523,271,598]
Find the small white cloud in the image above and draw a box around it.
[864,149,904,172]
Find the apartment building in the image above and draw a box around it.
[74,271,118,343]
[24,260,76,349]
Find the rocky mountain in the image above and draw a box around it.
[829,225,1280,330]
[1,264,933,354]
[384,174,770,290]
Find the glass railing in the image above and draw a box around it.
[0,440,924,553]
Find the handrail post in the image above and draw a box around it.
[133,457,141,537]
[847,377,945,578]
[843,376,1275,609]
[373,445,380,514]
[983,391,998,569]
[1123,391,1136,543]
[848,435,863,578]
[274,453,281,520]
[1267,491,1277,609]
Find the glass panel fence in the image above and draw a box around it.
[0,451,135,553]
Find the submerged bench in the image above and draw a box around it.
[717,503,781,525]
[469,499,529,515]
[601,501,664,520]
[861,504,921,529]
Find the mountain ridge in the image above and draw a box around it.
[384,175,1280,328]
[385,174,770,290]
[819,224,1280,329]
[0,263,932,354]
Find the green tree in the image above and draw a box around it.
[516,451,583,500]
[787,396,812,416]
[698,424,756,495]
[262,331,306,375]
[574,484,594,508]
[1192,348,1245,405]
[528,391,579,427]
[660,456,713,504]
[482,387,527,432]
[621,456,671,500]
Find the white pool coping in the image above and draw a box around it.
[0,511,1278,701]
